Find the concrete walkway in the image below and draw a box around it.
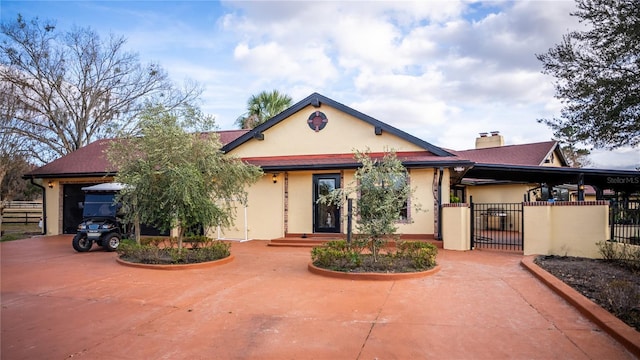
[1,235,636,359]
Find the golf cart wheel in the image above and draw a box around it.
[72,233,92,252]
[103,233,121,252]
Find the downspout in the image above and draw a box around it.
[436,167,444,240]
[29,177,46,235]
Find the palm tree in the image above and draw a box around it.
[236,90,293,129]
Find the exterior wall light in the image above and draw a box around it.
[272,173,278,183]
[48,181,54,189]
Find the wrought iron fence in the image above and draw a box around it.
[470,199,523,251]
[610,199,640,245]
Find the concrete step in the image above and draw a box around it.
[267,236,442,248]
[267,237,340,248]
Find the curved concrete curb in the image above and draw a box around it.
[308,262,440,281]
[116,254,235,270]
[521,256,640,357]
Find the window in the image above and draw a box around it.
[390,172,409,221]
[358,170,410,222]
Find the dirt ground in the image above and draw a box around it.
[535,255,640,331]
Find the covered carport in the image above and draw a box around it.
[461,164,640,200]
[455,164,640,251]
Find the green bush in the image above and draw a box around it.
[117,237,230,264]
[311,240,361,270]
[396,241,438,270]
[311,240,437,273]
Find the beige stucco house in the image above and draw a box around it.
[24,93,640,244]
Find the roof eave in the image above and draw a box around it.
[256,160,474,172]
[466,163,640,191]
[22,172,116,180]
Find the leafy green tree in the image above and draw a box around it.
[235,90,292,129]
[537,0,640,149]
[108,105,262,248]
[318,149,415,261]
[0,15,201,164]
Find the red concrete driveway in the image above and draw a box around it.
[1,235,636,359]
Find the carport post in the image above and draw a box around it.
[346,198,353,244]
[436,167,444,240]
[577,173,585,202]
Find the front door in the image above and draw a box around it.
[313,174,340,233]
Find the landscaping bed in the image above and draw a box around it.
[535,255,640,331]
[311,240,438,273]
[117,236,231,265]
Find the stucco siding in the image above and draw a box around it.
[467,184,534,203]
[228,105,425,158]
[216,174,284,240]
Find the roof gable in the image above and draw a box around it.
[222,92,453,157]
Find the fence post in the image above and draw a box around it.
[521,199,525,250]
[469,196,474,250]
[610,199,615,242]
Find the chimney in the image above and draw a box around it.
[475,131,504,149]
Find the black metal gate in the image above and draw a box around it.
[610,199,640,245]
[470,198,523,251]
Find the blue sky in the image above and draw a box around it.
[2,0,638,169]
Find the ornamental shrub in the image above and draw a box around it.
[311,240,437,273]
[396,241,438,270]
[311,241,361,270]
[117,237,230,264]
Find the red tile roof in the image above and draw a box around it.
[25,130,561,178]
[26,139,116,177]
[451,141,561,166]
[25,130,249,178]
[216,129,250,145]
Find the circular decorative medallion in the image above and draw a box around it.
[307,111,328,132]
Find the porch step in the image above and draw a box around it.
[267,235,443,248]
[268,234,342,247]
[267,237,340,248]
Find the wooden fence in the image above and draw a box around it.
[2,201,43,224]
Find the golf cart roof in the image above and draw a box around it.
[82,182,125,192]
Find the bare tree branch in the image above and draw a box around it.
[0,15,203,164]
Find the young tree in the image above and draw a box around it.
[537,0,640,149]
[318,149,414,261]
[108,106,263,248]
[0,15,202,164]
[235,90,292,129]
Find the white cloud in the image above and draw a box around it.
[6,0,633,168]
[215,0,635,170]
[233,41,337,86]
[589,148,640,170]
